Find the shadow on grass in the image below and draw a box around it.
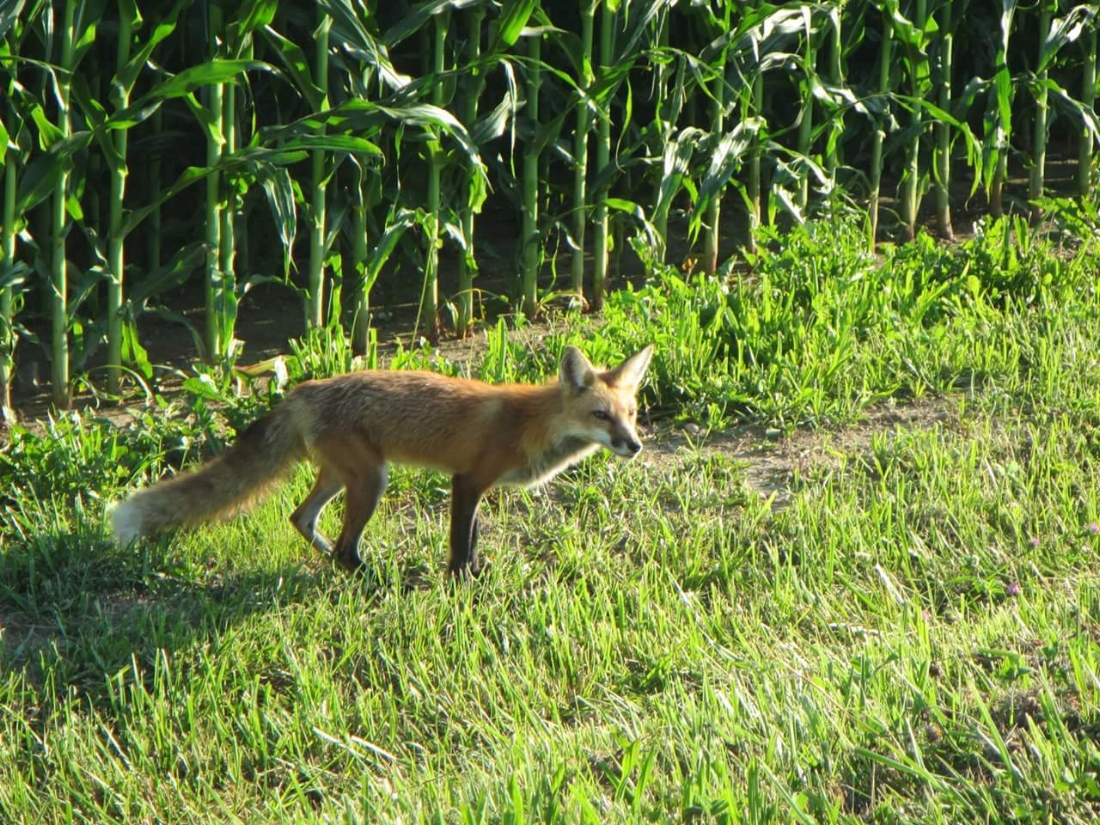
[0,526,394,723]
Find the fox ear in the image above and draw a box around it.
[560,346,596,392]
[609,344,654,390]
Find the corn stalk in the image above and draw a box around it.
[1029,1,1053,222]
[933,0,953,239]
[591,0,613,310]
[0,6,22,414]
[420,9,449,343]
[868,6,893,250]
[105,1,135,394]
[520,27,541,317]
[795,5,815,213]
[0,144,15,414]
[986,1,1016,218]
[306,10,331,329]
[455,6,483,337]
[703,4,731,275]
[1079,20,1098,195]
[823,2,843,177]
[902,0,927,242]
[571,0,596,296]
[50,0,77,408]
[204,4,225,363]
[744,1,765,255]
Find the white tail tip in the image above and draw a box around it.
[110,500,144,544]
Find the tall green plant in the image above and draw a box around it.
[868,5,893,249]
[0,143,15,415]
[0,2,25,414]
[795,4,815,213]
[101,0,183,393]
[1030,3,1098,216]
[744,0,765,255]
[902,0,928,242]
[1079,19,1098,195]
[520,27,542,317]
[591,0,613,309]
[572,0,596,296]
[934,0,954,239]
[421,9,449,343]
[455,6,484,336]
[306,9,331,329]
[1029,1,1054,222]
[49,0,80,408]
[703,3,732,275]
[103,3,134,395]
[203,4,226,364]
[985,0,1016,217]
[823,1,843,177]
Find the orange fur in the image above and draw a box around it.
[111,344,654,575]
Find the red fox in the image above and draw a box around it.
[111,345,654,576]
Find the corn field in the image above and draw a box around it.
[1,0,1098,411]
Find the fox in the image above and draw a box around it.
[111,344,654,576]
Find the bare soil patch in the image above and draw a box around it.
[642,396,958,509]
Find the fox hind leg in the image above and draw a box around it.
[291,464,343,554]
[296,433,388,572]
[332,463,388,572]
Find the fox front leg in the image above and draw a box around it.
[448,474,485,577]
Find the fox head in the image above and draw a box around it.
[558,344,654,458]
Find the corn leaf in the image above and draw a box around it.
[490,0,538,53]
[381,0,483,49]
[0,0,25,41]
[261,24,325,111]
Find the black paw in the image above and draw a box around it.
[447,558,486,580]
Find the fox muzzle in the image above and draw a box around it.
[612,436,643,457]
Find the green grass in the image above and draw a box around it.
[3,213,1100,822]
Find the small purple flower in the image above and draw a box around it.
[1086,522,1100,535]
[1006,581,1022,598]
[1028,536,1041,549]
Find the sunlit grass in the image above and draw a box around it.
[3,215,1100,821]
[3,392,1099,822]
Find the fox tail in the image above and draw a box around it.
[111,407,307,543]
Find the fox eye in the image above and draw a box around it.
[592,410,611,421]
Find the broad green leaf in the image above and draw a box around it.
[261,24,324,110]
[120,165,208,237]
[690,118,763,235]
[233,0,278,40]
[489,0,538,53]
[70,0,107,70]
[120,320,152,379]
[14,131,93,214]
[381,0,482,49]
[320,0,410,90]
[0,0,25,42]
[258,167,296,276]
[137,59,275,106]
[127,241,205,307]
[0,260,30,290]
[117,0,186,92]
[470,93,515,145]
[1039,6,1098,73]
[364,207,417,290]
[653,126,705,222]
[29,99,64,149]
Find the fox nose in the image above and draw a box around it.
[615,437,642,456]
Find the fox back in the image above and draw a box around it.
[112,344,654,576]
